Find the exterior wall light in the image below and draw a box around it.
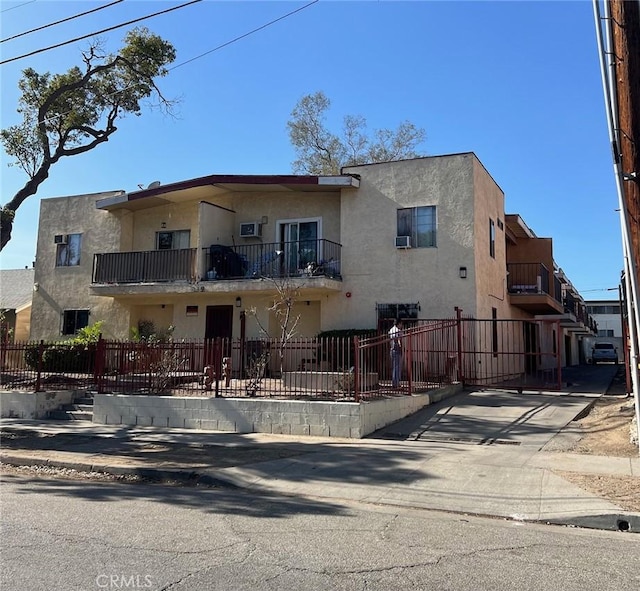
[459,266,467,279]
[235,296,242,308]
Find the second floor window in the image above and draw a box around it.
[397,206,436,248]
[56,233,82,267]
[157,230,190,250]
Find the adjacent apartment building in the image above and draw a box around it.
[29,153,594,367]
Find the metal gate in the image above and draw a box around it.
[459,316,563,391]
[354,313,563,398]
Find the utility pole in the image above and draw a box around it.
[608,0,640,450]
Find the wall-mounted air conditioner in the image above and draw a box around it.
[239,222,261,238]
[395,236,411,249]
[54,234,67,245]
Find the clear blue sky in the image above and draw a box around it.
[0,0,623,299]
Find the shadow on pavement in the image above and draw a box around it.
[1,471,354,519]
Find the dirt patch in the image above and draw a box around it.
[567,397,637,457]
[557,472,640,513]
[553,366,639,512]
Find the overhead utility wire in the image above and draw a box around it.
[1,0,125,44]
[0,0,36,13]
[0,0,202,66]
[32,0,319,130]
[170,0,319,70]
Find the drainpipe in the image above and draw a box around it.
[593,0,640,449]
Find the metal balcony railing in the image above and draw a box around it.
[203,239,342,281]
[507,262,550,295]
[92,248,197,284]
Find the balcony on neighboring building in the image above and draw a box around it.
[507,262,563,314]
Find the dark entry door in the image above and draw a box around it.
[205,305,233,340]
[523,321,538,374]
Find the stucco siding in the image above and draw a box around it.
[32,192,130,341]
[338,155,481,328]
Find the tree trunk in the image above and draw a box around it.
[0,163,50,252]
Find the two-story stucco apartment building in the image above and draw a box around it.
[29,153,594,366]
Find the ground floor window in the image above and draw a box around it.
[62,309,89,335]
[376,303,420,329]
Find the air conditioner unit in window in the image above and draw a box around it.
[395,236,411,249]
[239,222,261,238]
[54,234,67,245]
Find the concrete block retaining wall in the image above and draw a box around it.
[93,384,463,438]
[0,391,77,419]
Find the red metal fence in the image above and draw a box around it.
[0,315,563,400]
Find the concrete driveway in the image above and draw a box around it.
[369,364,619,449]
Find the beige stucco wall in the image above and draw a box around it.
[31,192,131,341]
[229,191,341,245]
[131,201,199,251]
[334,154,490,330]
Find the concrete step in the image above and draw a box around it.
[67,404,93,412]
[49,410,93,421]
[74,397,95,405]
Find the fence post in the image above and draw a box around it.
[94,335,106,393]
[455,307,464,385]
[555,320,562,390]
[353,336,360,402]
[406,331,413,396]
[36,340,44,392]
[214,338,221,398]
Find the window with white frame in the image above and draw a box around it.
[397,206,436,248]
[56,233,82,267]
[156,230,190,250]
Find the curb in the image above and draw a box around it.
[2,453,638,534]
[542,513,640,533]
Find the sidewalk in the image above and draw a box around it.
[2,410,638,533]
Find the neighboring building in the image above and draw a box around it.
[585,299,623,337]
[0,268,35,342]
[584,298,624,363]
[30,153,595,368]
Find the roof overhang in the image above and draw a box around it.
[505,214,537,239]
[96,174,360,212]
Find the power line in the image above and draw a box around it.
[0,0,36,14]
[20,0,320,129]
[170,0,320,71]
[0,0,203,66]
[1,0,125,44]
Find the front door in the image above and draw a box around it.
[205,305,233,340]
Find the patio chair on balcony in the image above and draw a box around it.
[208,245,247,279]
[248,250,283,278]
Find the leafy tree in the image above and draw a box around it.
[0,27,176,251]
[287,91,426,175]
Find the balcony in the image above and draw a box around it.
[507,262,563,314]
[203,239,341,281]
[93,248,198,284]
[91,240,342,296]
